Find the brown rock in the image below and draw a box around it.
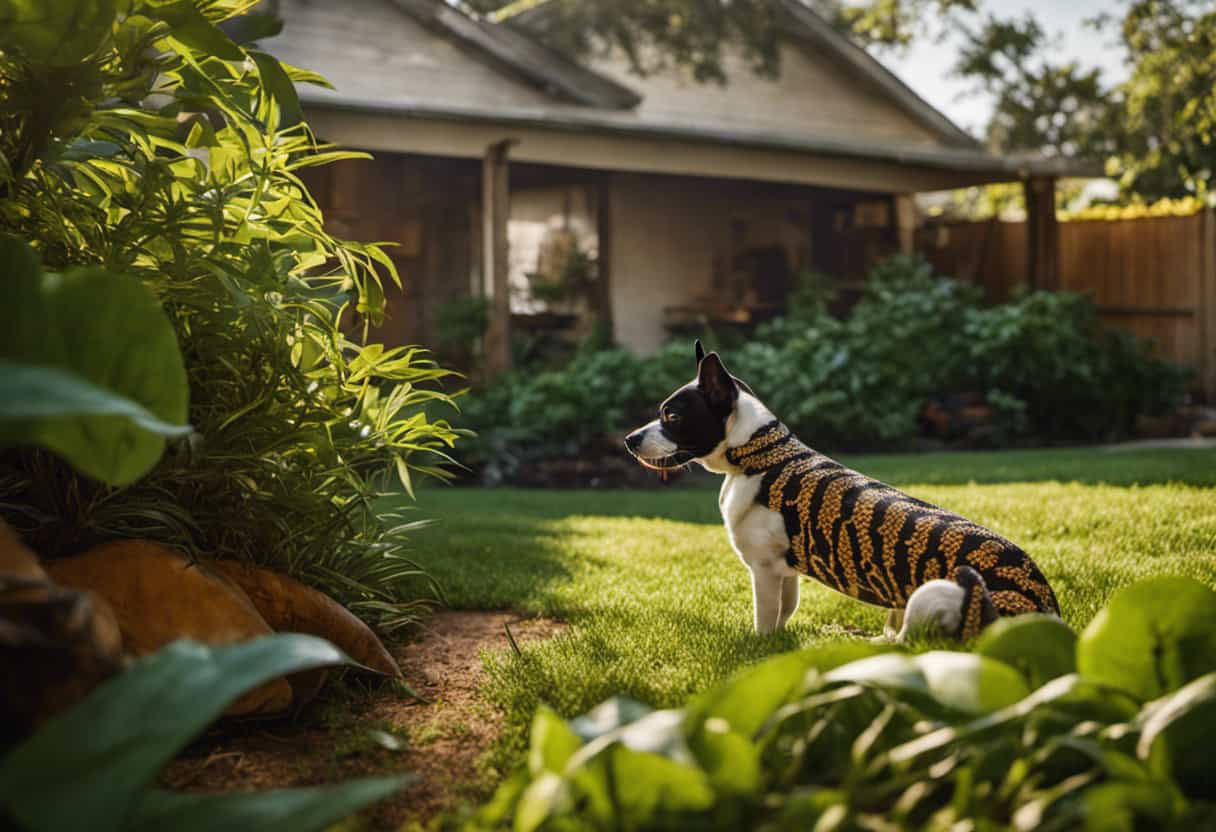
[205,559,402,682]
[44,540,292,717]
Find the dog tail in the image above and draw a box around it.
[953,566,1000,641]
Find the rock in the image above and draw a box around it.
[1,520,125,740]
[44,540,292,717]
[205,560,402,688]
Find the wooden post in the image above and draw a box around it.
[1023,176,1059,291]
[481,139,514,377]
[1200,206,1216,401]
[893,194,917,255]
[594,174,615,339]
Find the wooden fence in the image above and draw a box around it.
[915,209,1216,399]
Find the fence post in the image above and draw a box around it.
[1023,176,1059,291]
[1200,207,1216,401]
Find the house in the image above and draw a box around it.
[266,0,1092,372]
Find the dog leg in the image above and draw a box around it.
[751,569,784,634]
[776,575,800,629]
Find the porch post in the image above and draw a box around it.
[481,139,513,376]
[594,174,615,339]
[893,194,917,255]
[1023,176,1059,291]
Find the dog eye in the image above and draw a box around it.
[663,411,680,423]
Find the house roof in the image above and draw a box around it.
[273,0,1099,183]
[386,0,640,108]
[503,0,978,149]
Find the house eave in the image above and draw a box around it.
[299,91,1098,180]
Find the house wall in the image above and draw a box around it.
[586,41,943,149]
[608,174,815,354]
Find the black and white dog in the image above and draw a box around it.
[624,341,1060,640]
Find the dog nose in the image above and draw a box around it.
[624,431,643,453]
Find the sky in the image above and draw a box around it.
[880,0,1130,138]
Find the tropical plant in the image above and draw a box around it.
[0,0,462,628]
[473,576,1216,830]
[0,635,412,832]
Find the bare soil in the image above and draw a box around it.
[160,610,564,829]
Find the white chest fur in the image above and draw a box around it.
[719,473,793,575]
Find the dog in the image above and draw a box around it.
[624,341,1060,640]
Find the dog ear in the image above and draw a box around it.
[694,339,706,364]
[697,351,738,409]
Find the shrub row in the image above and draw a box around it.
[472,576,1216,830]
[458,256,1188,479]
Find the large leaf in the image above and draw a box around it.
[0,236,189,485]
[0,0,117,65]
[973,614,1077,690]
[127,777,413,832]
[0,636,354,832]
[825,651,1029,714]
[1136,672,1216,798]
[1077,576,1216,701]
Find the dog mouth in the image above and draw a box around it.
[632,450,695,471]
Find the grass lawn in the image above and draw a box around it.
[408,445,1216,778]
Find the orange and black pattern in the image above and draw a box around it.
[725,421,1059,627]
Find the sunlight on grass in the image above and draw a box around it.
[408,445,1216,777]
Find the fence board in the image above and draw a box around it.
[917,211,1211,397]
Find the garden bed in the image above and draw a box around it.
[160,611,564,827]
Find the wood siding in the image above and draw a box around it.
[916,211,1216,396]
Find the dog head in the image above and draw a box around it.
[624,340,750,471]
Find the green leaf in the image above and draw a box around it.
[250,50,303,128]
[974,614,1077,690]
[528,706,582,777]
[1078,576,1216,701]
[1136,672,1216,798]
[825,651,1029,714]
[514,772,569,832]
[570,696,653,743]
[127,777,412,832]
[0,636,354,832]
[0,245,189,486]
[0,0,117,65]
[149,0,243,61]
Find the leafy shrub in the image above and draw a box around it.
[458,255,1189,474]
[473,576,1216,830]
[0,635,411,832]
[0,1,461,628]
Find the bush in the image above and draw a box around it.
[458,255,1189,475]
[472,576,1216,830]
[0,1,461,629]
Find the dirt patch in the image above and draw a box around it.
[160,611,565,828]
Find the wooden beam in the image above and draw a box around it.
[893,194,916,255]
[481,139,514,377]
[594,174,615,340]
[1200,206,1216,400]
[1023,176,1059,291]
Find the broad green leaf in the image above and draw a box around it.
[127,776,412,832]
[514,772,568,832]
[1136,672,1216,798]
[569,695,652,743]
[528,706,582,777]
[0,362,192,438]
[691,724,760,796]
[250,50,303,128]
[974,614,1077,690]
[0,0,116,65]
[585,744,714,822]
[1078,782,1181,831]
[0,636,354,832]
[149,0,243,60]
[687,641,886,741]
[1078,576,1216,701]
[826,651,1029,714]
[0,252,189,486]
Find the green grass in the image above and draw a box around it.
[407,445,1216,776]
